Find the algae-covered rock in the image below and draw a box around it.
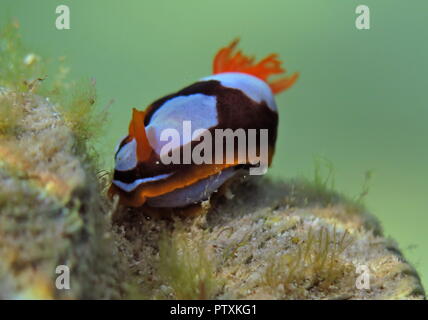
[0,88,128,299]
[114,178,425,300]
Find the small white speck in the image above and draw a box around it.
[24,53,38,66]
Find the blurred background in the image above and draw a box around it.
[1,0,427,289]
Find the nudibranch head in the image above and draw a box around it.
[109,39,298,213]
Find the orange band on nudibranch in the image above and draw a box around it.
[110,163,237,207]
[109,147,276,208]
[128,108,152,162]
[213,39,299,94]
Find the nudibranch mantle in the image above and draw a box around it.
[109,40,298,211]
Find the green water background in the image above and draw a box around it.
[2,0,427,290]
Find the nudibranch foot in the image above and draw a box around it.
[146,167,239,208]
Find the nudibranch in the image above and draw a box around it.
[109,39,298,212]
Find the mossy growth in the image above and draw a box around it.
[0,22,108,161]
[282,157,374,218]
[0,21,46,92]
[113,217,222,300]
[157,226,220,299]
[262,226,355,299]
[0,89,24,135]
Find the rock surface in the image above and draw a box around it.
[116,177,425,300]
[0,88,128,299]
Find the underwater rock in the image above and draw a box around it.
[0,87,424,300]
[0,88,128,299]
[116,177,425,300]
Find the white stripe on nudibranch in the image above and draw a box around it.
[112,172,173,192]
[145,94,218,155]
[201,72,277,111]
[115,139,137,171]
